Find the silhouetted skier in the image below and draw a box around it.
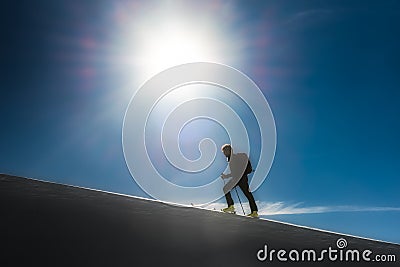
[220,144,258,218]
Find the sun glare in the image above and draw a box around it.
[112,2,242,84]
[131,21,225,81]
[140,23,214,78]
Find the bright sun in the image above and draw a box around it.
[113,2,242,84]
[146,26,209,71]
[135,22,221,80]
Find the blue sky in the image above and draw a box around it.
[1,0,400,243]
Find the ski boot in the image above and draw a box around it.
[221,205,236,214]
[247,211,259,218]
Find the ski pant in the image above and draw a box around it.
[224,175,258,212]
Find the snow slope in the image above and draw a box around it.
[0,174,398,266]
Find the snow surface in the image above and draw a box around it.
[0,174,399,266]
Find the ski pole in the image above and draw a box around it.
[234,186,245,215]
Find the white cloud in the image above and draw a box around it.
[204,201,400,216]
[285,9,334,26]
